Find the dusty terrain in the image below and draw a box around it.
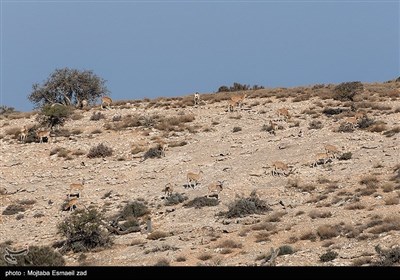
[1,81,399,266]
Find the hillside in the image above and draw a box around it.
[1,81,399,266]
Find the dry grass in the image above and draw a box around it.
[344,203,365,210]
[368,216,400,234]
[146,231,169,240]
[175,256,186,262]
[266,211,287,222]
[215,240,242,249]
[317,225,339,240]
[197,253,213,261]
[299,231,317,242]
[384,196,399,205]
[359,175,379,188]
[308,210,332,219]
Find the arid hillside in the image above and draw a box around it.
[1,81,399,266]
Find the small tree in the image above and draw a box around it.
[333,81,363,101]
[28,68,110,108]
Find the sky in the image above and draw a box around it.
[1,0,399,112]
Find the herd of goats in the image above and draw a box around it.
[12,91,371,212]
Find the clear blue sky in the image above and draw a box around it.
[1,0,399,112]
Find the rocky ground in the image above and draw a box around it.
[1,81,399,266]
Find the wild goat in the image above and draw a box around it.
[163,183,174,196]
[187,170,204,188]
[228,93,247,111]
[194,92,200,106]
[324,144,340,159]
[19,126,28,142]
[64,198,79,212]
[271,161,294,176]
[69,179,85,197]
[231,93,247,107]
[81,99,88,108]
[207,180,225,197]
[311,153,333,168]
[268,120,278,135]
[276,108,291,120]
[227,99,238,112]
[36,130,51,143]
[101,96,112,109]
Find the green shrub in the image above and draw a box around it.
[165,193,188,206]
[121,201,150,219]
[337,122,355,133]
[320,250,338,262]
[278,245,295,256]
[87,143,113,158]
[309,120,323,130]
[339,152,352,161]
[143,145,164,160]
[232,127,242,133]
[0,245,65,266]
[322,107,345,116]
[373,245,400,266]
[358,117,375,129]
[58,208,111,253]
[184,196,220,209]
[2,204,25,215]
[222,190,271,218]
[333,81,363,101]
[90,112,106,121]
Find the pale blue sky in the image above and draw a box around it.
[1,1,399,112]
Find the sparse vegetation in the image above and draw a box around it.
[143,145,165,160]
[197,253,213,261]
[317,225,339,240]
[165,193,188,206]
[333,81,363,101]
[232,126,242,133]
[184,196,220,209]
[121,201,150,219]
[309,210,332,219]
[176,256,187,262]
[308,120,323,130]
[147,231,169,240]
[0,245,65,266]
[221,190,271,218]
[320,250,338,262]
[87,143,113,158]
[58,208,111,253]
[373,245,400,266]
[2,204,25,215]
[154,258,170,266]
[338,152,352,161]
[90,112,106,121]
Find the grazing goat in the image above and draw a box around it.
[231,93,247,107]
[207,180,225,197]
[36,130,51,143]
[311,153,332,168]
[64,198,78,212]
[276,108,291,120]
[163,183,174,196]
[69,179,85,197]
[324,144,340,159]
[187,170,204,188]
[271,161,294,176]
[101,96,112,109]
[19,126,28,142]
